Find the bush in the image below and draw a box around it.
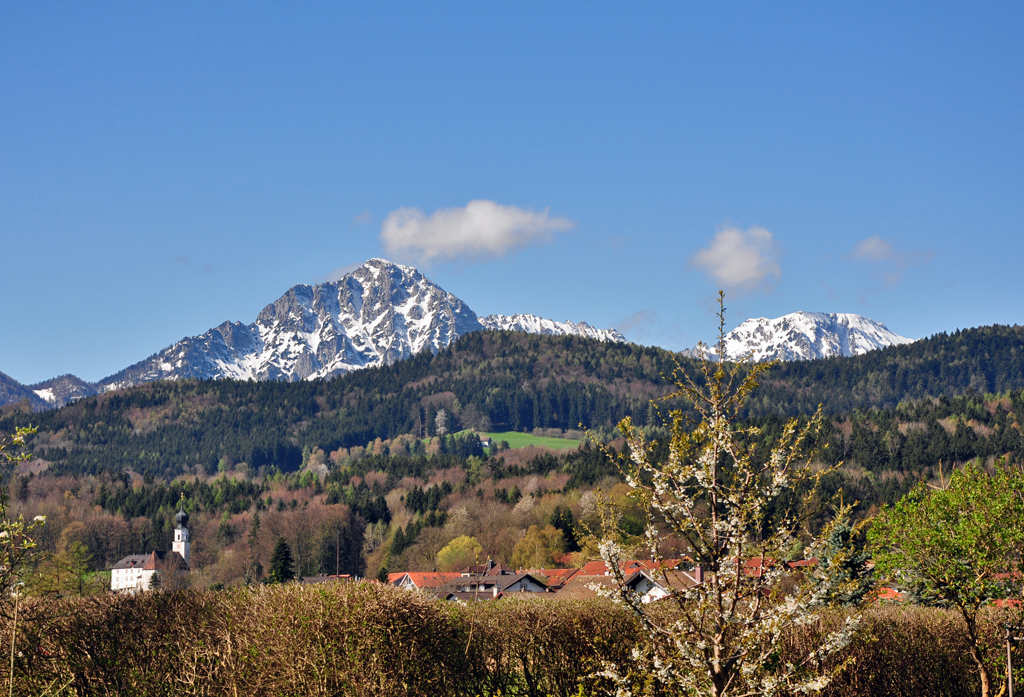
[1,586,1020,696]
[4,584,636,696]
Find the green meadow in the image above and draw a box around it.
[480,431,582,451]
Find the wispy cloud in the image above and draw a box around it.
[849,235,933,288]
[690,226,781,292]
[615,310,658,340]
[380,200,575,264]
[315,262,362,284]
[351,210,373,226]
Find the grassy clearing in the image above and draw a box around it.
[422,429,582,451]
[480,431,581,451]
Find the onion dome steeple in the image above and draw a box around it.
[174,495,189,528]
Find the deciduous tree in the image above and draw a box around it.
[593,295,858,696]
[510,525,566,570]
[435,535,483,572]
[0,428,46,611]
[868,460,1024,697]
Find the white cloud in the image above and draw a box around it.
[849,236,934,288]
[850,235,897,263]
[690,226,781,291]
[379,200,575,264]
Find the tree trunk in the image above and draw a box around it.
[965,613,991,697]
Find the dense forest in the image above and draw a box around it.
[1,325,1022,480]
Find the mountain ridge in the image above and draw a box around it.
[713,311,915,362]
[0,260,921,411]
[4,259,628,409]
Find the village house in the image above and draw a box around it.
[385,558,700,601]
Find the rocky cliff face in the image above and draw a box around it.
[3,260,917,411]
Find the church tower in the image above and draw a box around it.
[172,496,191,567]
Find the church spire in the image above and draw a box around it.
[172,494,191,567]
[174,494,190,528]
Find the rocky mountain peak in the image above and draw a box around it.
[714,311,915,362]
[85,258,612,397]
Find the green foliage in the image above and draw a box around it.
[870,461,1024,608]
[869,461,1024,696]
[510,524,567,570]
[817,511,873,607]
[549,505,579,552]
[435,535,483,572]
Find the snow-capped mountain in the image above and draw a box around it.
[713,312,915,362]
[479,314,625,342]
[0,370,48,411]
[95,259,625,393]
[30,375,98,406]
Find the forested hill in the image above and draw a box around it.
[751,323,1024,416]
[1,325,1022,479]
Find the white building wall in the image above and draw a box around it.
[111,568,153,593]
[172,527,190,566]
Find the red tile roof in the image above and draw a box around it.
[576,559,685,576]
[400,572,463,589]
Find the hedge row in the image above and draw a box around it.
[0,583,1017,696]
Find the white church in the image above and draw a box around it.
[110,497,191,593]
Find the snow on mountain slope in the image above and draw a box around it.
[715,312,915,362]
[0,370,48,411]
[30,375,98,406]
[99,259,481,389]
[479,314,625,342]
[96,259,625,392]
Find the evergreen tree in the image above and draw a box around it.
[268,536,294,584]
[244,512,263,584]
[817,511,873,606]
[549,505,580,552]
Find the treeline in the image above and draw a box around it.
[1,326,1022,480]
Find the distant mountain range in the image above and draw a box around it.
[0,259,917,411]
[5,259,626,409]
[712,311,915,362]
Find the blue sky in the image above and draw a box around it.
[2,3,1022,384]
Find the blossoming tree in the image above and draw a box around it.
[594,296,860,696]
